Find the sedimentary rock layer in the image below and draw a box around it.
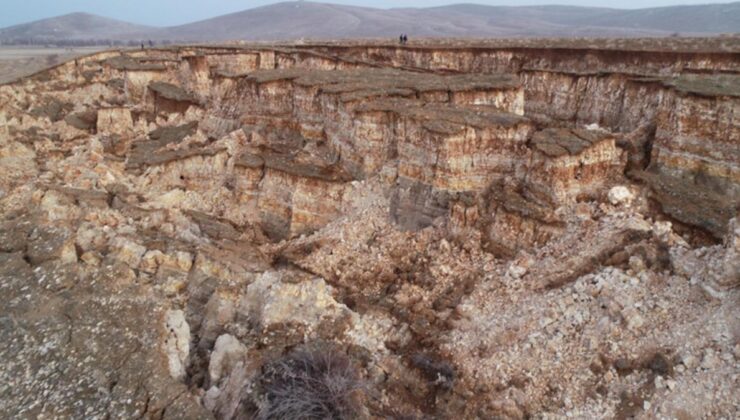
[0,39,738,419]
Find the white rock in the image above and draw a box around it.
[628,256,646,274]
[149,250,194,274]
[665,379,677,390]
[622,307,645,331]
[110,237,147,268]
[59,239,78,264]
[174,251,194,272]
[203,386,221,412]
[720,217,740,287]
[202,293,236,341]
[681,354,697,370]
[0,141,37,182]
[75,224,109,252]
[700,283,726,301]
[80,251,101,266]
[507,263,528,279]
[164,310,190,381]
[209,334,246,384]
[39,190,77,221]
[150,189,187,209]
[140,250,165,274]
[240,271,348,331]
[203,360,253,420]
[608,186,634,206]
[653,221,673,238]
[345,312,399,355]
[701,349,719,370]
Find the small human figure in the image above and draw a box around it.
[399,34,404,44]
[141,42,144,50]
[403,34,408,44]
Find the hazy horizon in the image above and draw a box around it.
[2,0,738,28]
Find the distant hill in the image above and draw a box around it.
[0,13,154,44]
[1,2,739,45]
[148,1,740,41]
[565,2,740,34]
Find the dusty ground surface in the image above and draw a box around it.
[0,40,738,419]
[0,47,105,84]
[225,35,740,53]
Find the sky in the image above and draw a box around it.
[1,0,737,28]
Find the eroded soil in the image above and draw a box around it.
[0,40,738,419]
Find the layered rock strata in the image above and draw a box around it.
[0,39,738,419]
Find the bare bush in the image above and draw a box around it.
[257,344,364,420]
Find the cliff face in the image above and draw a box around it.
[92,43,734,240]
[0,40,738,419]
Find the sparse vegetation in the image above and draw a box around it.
[410,353,455,391]
[256,344,365,420]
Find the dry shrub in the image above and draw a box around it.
[257,344,364,420]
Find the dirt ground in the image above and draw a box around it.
[0,46,104,84]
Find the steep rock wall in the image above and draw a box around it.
[7,42,738,240]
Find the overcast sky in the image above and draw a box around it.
[1,0,736,28]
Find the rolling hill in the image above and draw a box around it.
[1,1,739,44]
[0,12,154,43]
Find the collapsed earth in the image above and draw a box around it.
[0,38,738,419]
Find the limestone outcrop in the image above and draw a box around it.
[0,39,737,419]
